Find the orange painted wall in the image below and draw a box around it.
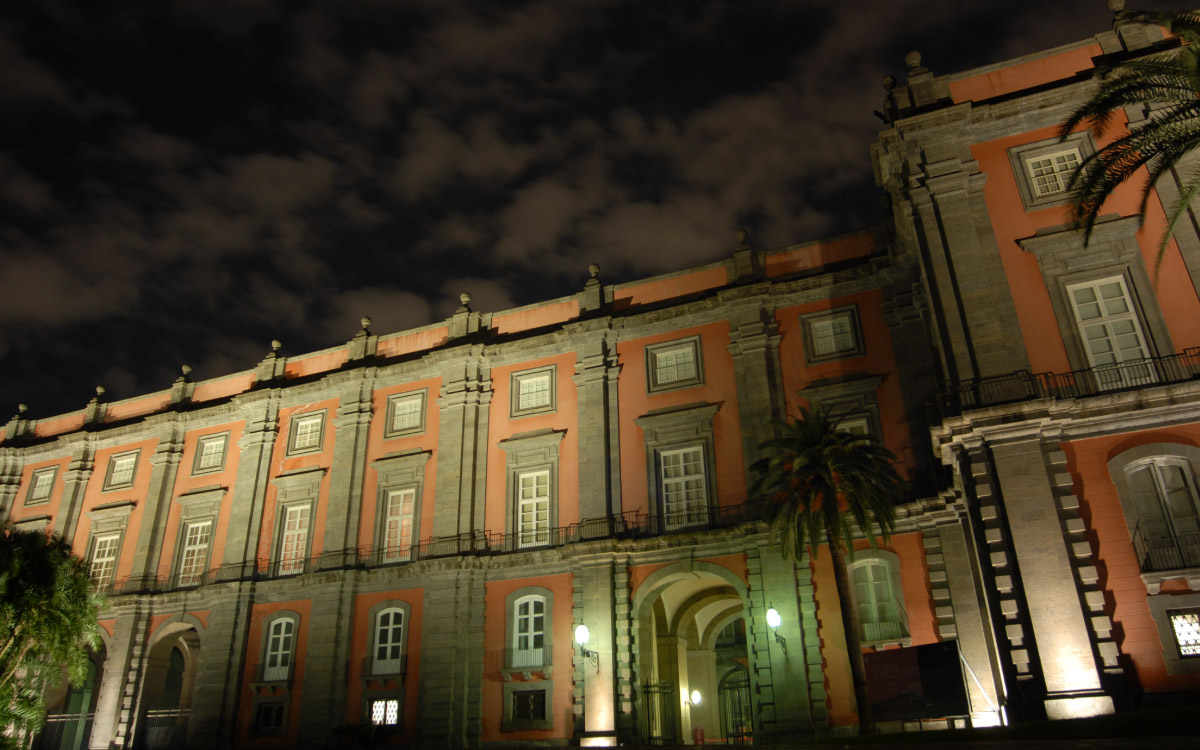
[8,455,72,527]
[257,400,338,566]
[346,588,424,741]
[238,600,313,746]
[283,350,349,380]
[485,354,580,533]
[70,438,159,573]
[105,394,172,423]
[154,421,246,581]
[616,323,746,517]
[765,232,876,278]
[612,267,728,309]
[359,378,442,548]
[32,413,84,439]
[481,574,574,742]
[492,300,580,335]
[1062,427,1200,693]
[628,554,750,599]
[973,121,1200,375]
[146,610,210,642]
[376,326,450,359]
[949,44,1103,103]
[775,291,914,477]
[812,532,935,728]
[192,372,256,403]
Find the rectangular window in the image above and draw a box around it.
[802,307,863,363]
[646,337,703,392]
[194,434,227,474]
[511,366,556,417]
[387,392,425,437]
[517,470,550,548]
[104,452,138,490]
[254,702,285,732]
[370,699,400,726]
[1026,149,1080,198]
[512,690,547,721]
[278,505,310,575]
[89,534,121,586]
[264,618,295,681]
[27,467,57,504]
[513,596,545,667]
[373,609,405,675]
[660,447,707,531]
[177,521,212,586]
[382,490,416,562]
[288,413,325,455]
[1170,608,1200,657]
[838,415,872,438]
[1067,277,1155,389]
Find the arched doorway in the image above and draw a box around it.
[138,622,202,750]
[38,648,105,750]
[632,564,753,745]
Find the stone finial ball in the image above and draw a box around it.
[95,385,106,396]
[882,74,897,90]
[361,316,372,330]
[271,339,282,351]
[737,228,749,245]
[181,364,193,376]
[905,50,922,69]
[588,263,600,278]
[18,403,28,413]
[460,292,471,306]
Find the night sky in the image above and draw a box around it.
[0,0,1181,419]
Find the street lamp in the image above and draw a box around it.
[765,605,787,653]
[575,624,599,671]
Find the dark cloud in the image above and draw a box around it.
[0,0,1183,416]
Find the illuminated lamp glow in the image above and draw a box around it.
[765,608,782,629]
[575,624,590,646]
[690,690,701,705]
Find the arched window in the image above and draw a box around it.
[263,618,296,681]
[512,595,546,668]
[372,608,406,675]
[1126,457,1200,569]
[848,552,908,644]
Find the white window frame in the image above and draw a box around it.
[1008,134,1095,211]
[176,520,212,586]
[372,608,406,676]
[660,446,708,531]
[1026,148,1081,199]
[26,466,57,504]
[287,412,326,455]
[510,366,556,417]
[511,594,546,668]
[263,617,296,682]
[801,306,864,364]
[88,533,122,586]
[1169,608,1200,658]
[645,336,703,393]
[516,469,551,548]
[103,451,139,491]
[381,489,416,562]
[1124,457,1200,565]
[370,698,400,726]
[848,552,909,645]
[1066,276,1155,389]
[385,391,426,438]
[193,433,228,475]
[277,504,311,576]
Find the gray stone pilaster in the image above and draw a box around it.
[612,558,635,738]
[433,350,491,538]
[187,585,256,749]
[90,604,149,750]
[298,570,360,740]
[0,450,22,522]
[53,439,94,545]
[881,281,939,478]
[418,564,486,747]
[990,439,1113,719]
[723,294,784,477]
[748,546,816,741]
[323,374,375,555]
[128,424,185,583]
[573,559,619,737]
[221,394,279,567]
[572,323,621,522]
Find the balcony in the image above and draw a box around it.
[1133,523,1200,573]
[361,654,408,679]
[935,347,1200,419]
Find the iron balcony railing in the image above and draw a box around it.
[35,712,93,750]
[935,347,1200,419]
[1132,522,1200,573]
[361,654,408,678]
[141,708,190,750]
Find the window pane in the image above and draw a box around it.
[513,596,546,667]
[662,447,706,530]
[518,375,551,410]
[1171,609,1200,656]
[655,346,696,385]
[178,521,212,585]
[391,396,422,432]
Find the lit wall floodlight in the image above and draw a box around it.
[689,690,702,706]
[576,623,598,671]
[765,603,787,653]
[766,607,782,629]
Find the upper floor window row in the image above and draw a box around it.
[288,412,326,455]
[1009,134,1094,211]
[511,366,556,418]
[25,466,58,505]
[646,336,703,393]
[103,450,140,491]
[801,306,864,365]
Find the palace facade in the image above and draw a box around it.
[5,12,1200,749]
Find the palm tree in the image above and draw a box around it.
[750,407,903,732]
[0,525,104,742]
[1062,10,1200,270]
